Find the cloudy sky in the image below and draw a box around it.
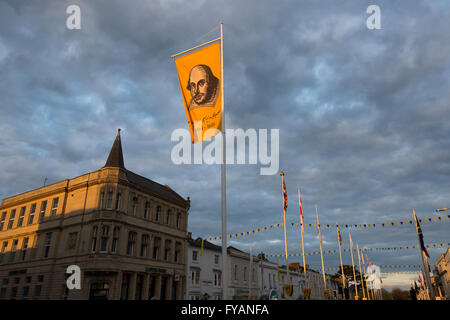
[0,0,449,290]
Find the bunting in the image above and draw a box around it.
[202,214,449,241]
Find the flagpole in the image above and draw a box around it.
[316,205,327,294]
[220,21,228,301]
[356,242,366,300]
[349,232,358,299]
[280,171,290,282]
[249,245,253,299]
[336,223,346,299]
[361,248,370,300]
[413,208,435,300]
[298,189,307,289]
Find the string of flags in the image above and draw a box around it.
[204,214,449,241]
[266,242,450,258]
[321,265,423,272]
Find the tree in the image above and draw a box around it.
[391,287,410,300]
[381,288,392,300]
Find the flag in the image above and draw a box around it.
[337,224,343,246]
[282,173,288,210]
[413,209,430,258]
[174,42,222,143]
[349,232,353,248]
[298,188,304,232]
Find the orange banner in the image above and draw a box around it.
[174,42,222,143]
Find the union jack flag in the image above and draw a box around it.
[298,188,304,232]
[281,172,287,210]
[337,224,343,246]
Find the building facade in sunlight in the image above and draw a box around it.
[0,130,190,300]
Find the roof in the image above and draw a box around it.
[125,169,189,207]
[188,238,222,251]
[102,129,189,208]
[104,129,125,169]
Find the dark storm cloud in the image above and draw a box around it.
[0,0,449,288]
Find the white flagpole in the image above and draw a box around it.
[336,223,346,299]
[349,232,358,299]
[280,171,290,282]
[412,208,435,300]
[361,248,370,300]
[298,189,307,287]
[249,245,253,299]
[220,22,228,301]
[356,242,366,300]
[316,205,327,293]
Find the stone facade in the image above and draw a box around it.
[0,130,190,300]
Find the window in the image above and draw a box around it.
[0,212,6,231]
[100,226,110,252]
[214,254,219,265]
[51,197,59,216]
[7,209,16,229]
[131,197,137,216]
[10,286,18,300]
[91,226,98,252]
[115,193,121,210]
[152,237,160,260]
[89,282,110,300]
[66,232,77,250]
[214,271,222,287]
[155,206,161,222]
[244,267,247,281]
[43,233,52,258]
[0,241,8,264]
[99,192,105,208]
[33,285,42,299]
[174,242,181,263]
[17,207,26,227]
[22,286,29,300]
[191,270,200,286]
[37,275,44,282]
[176,213,181,229]
[111,227,120,253]
[126,232,136,256]
[234,265,238,281]
[106,191,113,209]
[143,201,150,219]
[21,237,29,261]
[140,235,149,257]
[28,204,36,225]
[192,250,198,261]
[252,268,256,282]
[10,239,18,262]
[164,240,171,261]
[39,201,47,222]
[0,288,6,299]
[2,278,8,286]
[166,210,171,225]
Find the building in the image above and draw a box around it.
[185,235,223,300]
[185,238,344,300]
[0,130,190,300]
[433,248,449,300]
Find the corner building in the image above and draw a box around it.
[0,130,190,300]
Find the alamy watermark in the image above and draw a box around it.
[171,122,279,175]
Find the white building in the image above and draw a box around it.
[185,236,343,300]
